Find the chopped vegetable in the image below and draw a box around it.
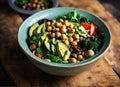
[35,53,42,58]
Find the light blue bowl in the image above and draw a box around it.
[18,7,111,76]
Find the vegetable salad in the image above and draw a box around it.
[26,10,104,63]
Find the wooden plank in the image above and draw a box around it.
[0,0,120,86]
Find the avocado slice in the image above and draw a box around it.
[51,44,56,54]
[37,23,45,34]
[44,37,51,51]
[29,23,39,37]
[63,50,71,61]
[56,40,70,58]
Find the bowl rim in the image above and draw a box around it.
[8,0,59,15]
[18,7,111,68]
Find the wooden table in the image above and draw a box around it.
[0,0,120,86]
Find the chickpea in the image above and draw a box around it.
[85,50,95,58]
[69,28,75,33]
[61,34,68,40]
[55,28,60,31]
[46,21,51,26]
[69,24,74,29]
[33,0,38,3]
[41,7,46,10]
[71,53,77,58]
[32,3,36,8]
[55,32,61,38]
[55,22,62,27]
[47,32,51,37]
[79,37,83,41]
[71,41,78,46]
[75,39,80,42]
[22,5,26,9]
[52,20,56,24]
[59,18,64,23]
[30,44,36,50]
[77,55,84,61]
[63,40,69,46]
[69,58,77,63]
[73,34,79,40]
[51,33,55,38]
[27,3,32,7]
[64,20,69,26]
[68,37,74,42]
[47,26,52,31]
[60,27,67,33]
[36,4,40,9]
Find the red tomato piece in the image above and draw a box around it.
[35,53,42,58]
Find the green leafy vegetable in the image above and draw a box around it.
[65,33,71,37]
[80,37,101,51]
[75,25,87,37]
[16,0,28,6]
[42,0,48,8]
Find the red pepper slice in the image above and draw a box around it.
[81,22,97,30]
[35,53,42,58]
[90,24,96,36]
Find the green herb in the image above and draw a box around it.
[75,25,87,37]
[80,37,101,51]
[42,0,48,8]
[16,0,28,6]
[65,33,71,37]
[47,54,63,63]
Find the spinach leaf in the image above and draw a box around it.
[16,0,28,6]
[47,54,63,63]
[80,37,101,51]
[42,0,48,8]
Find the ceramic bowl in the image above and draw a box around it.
[8,0,59,15]
[18,7,111,76]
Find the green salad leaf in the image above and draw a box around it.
[80,37,101,51]
[16,0,28,6]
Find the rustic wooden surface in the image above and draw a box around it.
[0,0,120,86]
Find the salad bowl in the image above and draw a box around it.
[18,7,111,76]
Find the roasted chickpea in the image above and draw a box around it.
[33,0,38,3]
[69,28,75,33]
[69,58,77,63]
[52,20,56,24]
[68,37,74,42]
[77,55,84,61]
[63,40,69,46]
[55,28,60,31]
[55,32,61,38]
[71,41,78,46]
[55,22,62,27]
[30,44,36,50]
[32,3,36,8]
[22,5,26,9]
[64,20,69,26]
[47,32,51,37]
[59,18,64,23]
[41,7,45,10]
[36,4,40,9]
[85,50,95,58]
[69,24,74,29]
[51,33,55,38]
[79,36,83,41]
[73,34,79,40]
[46,21,51,26]
[47,26,52,31]
[60,27,67,33]
[71,53,77,58]
[61,34,68,40]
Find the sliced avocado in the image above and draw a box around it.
[56,40,70,57]
[63,50,71,61]
[29,23,39,37]
[44,37,51,51]
[51,44,56,54]
[41,32,48,42]
[37,23,45,34]
[78,26,87,37]
[38,40,41,47]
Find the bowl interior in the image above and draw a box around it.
[18,7,111,67]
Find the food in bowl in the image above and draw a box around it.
[26,10,104,64]
[15,0,49,10]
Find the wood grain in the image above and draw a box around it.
[0,0,120,87]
